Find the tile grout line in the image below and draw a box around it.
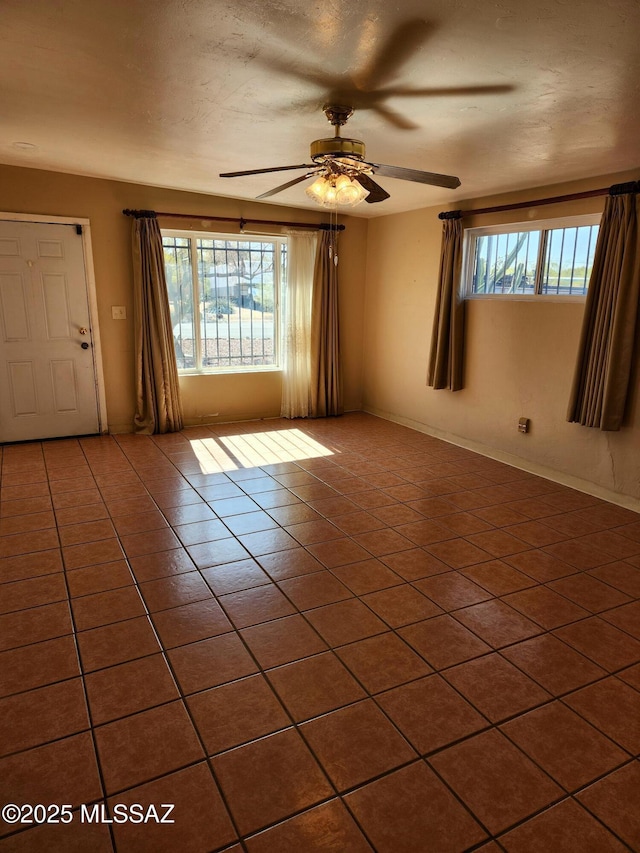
[0,419,638,850]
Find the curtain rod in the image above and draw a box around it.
[122,209,345,231]
[438,180,640,220]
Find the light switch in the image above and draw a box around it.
[112,306,127,320]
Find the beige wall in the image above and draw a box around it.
[0,164,367,431]
[363,170,640,504]
[3,161,638,504]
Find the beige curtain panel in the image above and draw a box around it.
[310,231,343,417]
[281,231,318,418]
[427,215,465,391]
[568,187,640,430]
[132,215,184,434]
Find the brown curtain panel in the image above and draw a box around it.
[567,189,640,430]
[132,215,184,434]
[310,231,343,417]
[427,215,465,390]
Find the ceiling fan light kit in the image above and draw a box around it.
[305,173,370,207]
[220,104,461,207]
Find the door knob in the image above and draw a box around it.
[81,342,90,349]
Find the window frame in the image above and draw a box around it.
[462,213,601,302]
[162,228,286,375]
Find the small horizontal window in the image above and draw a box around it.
[162,231,286,373]
[464,215,600,298]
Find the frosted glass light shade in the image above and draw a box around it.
[305,174,369,207]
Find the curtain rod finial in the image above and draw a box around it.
[609,180,640,196]
[122,209,157,219]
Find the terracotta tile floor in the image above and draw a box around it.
[1,413,639,852]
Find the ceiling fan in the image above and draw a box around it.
[219,104,461,207]
[259,19,512,132]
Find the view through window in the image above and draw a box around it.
[466,216,600,297]
[162,232,287,371]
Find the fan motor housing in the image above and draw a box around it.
[310,136,366,162]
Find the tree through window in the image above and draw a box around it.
[162,232,287,371]
[464,215,600,297]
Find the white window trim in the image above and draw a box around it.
[162,228,286,375]
[462,213,601,302]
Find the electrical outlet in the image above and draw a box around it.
[112,306,127,320]
[518,417,530,433]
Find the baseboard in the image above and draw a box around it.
[363,406,640,513]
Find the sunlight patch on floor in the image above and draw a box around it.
[183,428,334,471]
[187,438,238,473]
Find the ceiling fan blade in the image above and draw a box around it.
[355,19,433,92]
[354,173,390,204]
[373,163,461,190]
[220,164,315,178]
[255,54,336,91]
[256,173,317,200]
[379,84,515,98]
[372,103,420,131]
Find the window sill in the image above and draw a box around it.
[178,367,283,377]
[465,294,587,303]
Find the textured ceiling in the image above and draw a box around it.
[2,0,639,217]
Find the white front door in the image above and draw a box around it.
[0,220,100,442]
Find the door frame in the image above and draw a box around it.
[0,211,108,435]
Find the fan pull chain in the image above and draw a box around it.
[328,208,339,266]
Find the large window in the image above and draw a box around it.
[464,215,600,298]
[163,231,286,372]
